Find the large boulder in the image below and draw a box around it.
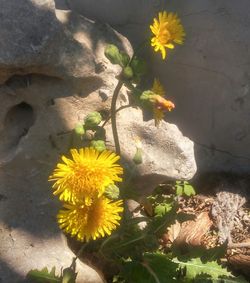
[0,1,196,282]
[106,107,196,195]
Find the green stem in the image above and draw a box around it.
[111,79,124,155]
[70,243,87,268]
[101,104,132,128]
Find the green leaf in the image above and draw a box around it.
[175,181,196,197]
[175,185,183,196]
[173,258,232,281]
[154,203,173,217]
[148,204,177,236]
[120,253,178,283]
[183,182,196,196]
[27,267,61,283]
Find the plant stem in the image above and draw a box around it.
[70,243,87,268]
[111,79,124,155]
[101,104,132,128]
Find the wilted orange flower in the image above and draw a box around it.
[151,79,175,127]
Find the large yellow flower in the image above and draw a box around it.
[57,197,123,242]
[150,11,185,59]
[151,79,175,127]
[49,148,123,203]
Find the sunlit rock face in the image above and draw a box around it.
[63,0,250,173]
[0,1,196,282]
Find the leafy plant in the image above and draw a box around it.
[27,265,77,283]
[175,181,196,197]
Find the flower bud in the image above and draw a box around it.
[133,148,143,165]
[84,112,102,129]
[62,267,77,283]
[104,44,121,65]
[74,124,85,136]
[90,140,106,152]
[122,66,134,80]
[104,184,120,200]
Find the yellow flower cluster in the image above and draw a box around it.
[49,147,124,242]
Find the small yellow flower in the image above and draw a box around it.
[57,197,123,242]
[151,79,175,127]
[49,148,123,203]
[150,11,185,59]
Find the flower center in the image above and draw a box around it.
[158,26,171,45]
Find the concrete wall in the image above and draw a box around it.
[56,0,250,173]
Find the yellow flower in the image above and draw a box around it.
[151,79,175,127]
[57,197,123,242]
[49,148,123,203]
[150,11,185,59]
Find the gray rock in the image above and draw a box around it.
[0,1,196,282]
[0,2,132,283]
[105,107,197,195]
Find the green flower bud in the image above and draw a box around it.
[62,267,77,283]
[120,51,130,67]
[140,90,155,104]
[84,111,102,129]
[90,140,106,152]
[105,44,122,65]
[104,44,130,67]
[133,148,143,165]
[74,124,85,136]
[104,184,120,200]
[122,66,134,80]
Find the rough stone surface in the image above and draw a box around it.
[0,1,132,282]
[0,1,196,282]
[105,107,197,194]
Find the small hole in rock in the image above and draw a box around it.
[0,102,35,161]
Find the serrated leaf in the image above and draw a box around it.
[148,204,177,236]
[183,184,196,196]
[173,258,232,281]
[193,274,248,283]
[154,203,173,216]
[120,253,178,283]
[27,267,61,283]
[176,185,183,196]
